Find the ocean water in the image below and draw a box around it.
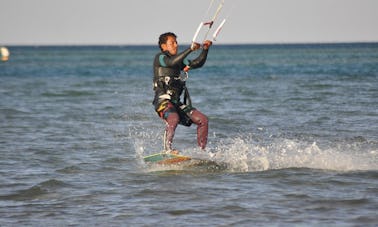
[0,43,377,226]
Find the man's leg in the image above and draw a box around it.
[189,109,208,150]
[164,112,179,151]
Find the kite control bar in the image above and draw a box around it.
[191,0,227,43]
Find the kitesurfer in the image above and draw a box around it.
[153,32,212,153]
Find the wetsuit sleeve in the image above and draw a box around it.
[187,49,209,69]
[159,48,192,67]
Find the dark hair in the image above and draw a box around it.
[158,32,177,51]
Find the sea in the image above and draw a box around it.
[0,43,377,226]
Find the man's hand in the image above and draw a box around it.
[203,40,213,50]
[191,42,201,51]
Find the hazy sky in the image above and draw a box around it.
[1,0,378,45]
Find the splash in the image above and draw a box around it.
[210,137,270,172]
[131,124,377,173]
[210,136,378,172]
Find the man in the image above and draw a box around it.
[152,32,212,153]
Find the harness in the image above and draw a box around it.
[154,69,194,126]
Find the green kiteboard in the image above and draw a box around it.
[143,153,191,165]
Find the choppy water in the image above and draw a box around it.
[0,44,377,226]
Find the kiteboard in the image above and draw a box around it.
[144,153,191,165]
[143,152,227,170]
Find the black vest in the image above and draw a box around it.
[152,51,188,107]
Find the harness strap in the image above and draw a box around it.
[183,86,192,106]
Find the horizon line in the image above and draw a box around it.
[2,41,378,47]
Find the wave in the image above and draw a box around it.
[41,90,95,97]
[0,179,69,201]
[0,107,30,116]
[56,165,82,174]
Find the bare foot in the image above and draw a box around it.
[169,149,180,155]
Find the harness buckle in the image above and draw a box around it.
[179,71,189,81]
[164,76,170,85]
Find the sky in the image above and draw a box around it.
[1,0,378,45]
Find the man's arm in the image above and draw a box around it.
[186,40,212,69]
[159,48,192,67]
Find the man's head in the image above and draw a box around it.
[159,32,178,55]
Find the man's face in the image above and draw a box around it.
[161,36,178,55]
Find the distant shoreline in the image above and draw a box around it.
[4,42,378,49]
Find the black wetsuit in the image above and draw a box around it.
[152,46,210,150]
[152,47,209,111]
